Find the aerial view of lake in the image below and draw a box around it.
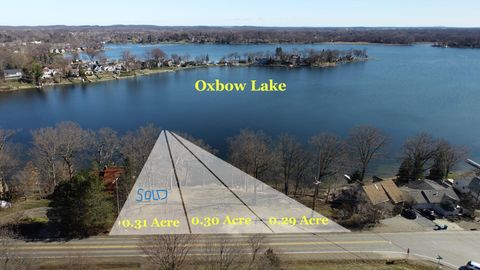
[1,43,479,174]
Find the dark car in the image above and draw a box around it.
[434,224,448,230]
[419,209,436,220]
[401,208,417,220]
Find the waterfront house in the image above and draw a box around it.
[42,67,59,79]
[3,69,23,80]
[401,179,460,216]
[454,176,480,200]
[362,179,404,206]
[98,166,125,192]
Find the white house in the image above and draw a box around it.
[41,67,60,79]
[3,69,23,80]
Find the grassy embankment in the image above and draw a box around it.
[0,199,49,224]
[35,259,442,270]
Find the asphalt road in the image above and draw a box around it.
[12,231,480,269]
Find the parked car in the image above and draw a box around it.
[419,209,436,220]
[401,208,417,219]
[434,224,448,230]
[0,200,11,209]
[466,261,480,270]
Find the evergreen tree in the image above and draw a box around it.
[428,157,445,180]
[47,172,115,237]
[396,158,413,184]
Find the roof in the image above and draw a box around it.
[362,179,403,205]
[381,179,404,204]
[410,179,460,201]
[3,69,22,75]
[467,176,480,193]
[407,179,447,190]
[421,190,450,204]
[402,188,428,204]
[402,186,460,205]
[99,167,125,191]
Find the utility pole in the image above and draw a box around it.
[115,177,120,215]
[312,177,321,213]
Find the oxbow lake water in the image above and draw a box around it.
[1,43,480,175]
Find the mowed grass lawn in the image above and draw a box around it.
[0,199,50,220]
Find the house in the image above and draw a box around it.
[401,179,460,216]
[103,65,117,72]
[3,69,23,80]
[41,67,59,79]
[454,176,480,200]
[98,166,125,192]
[362,179,404,206]
[93,65,104,73]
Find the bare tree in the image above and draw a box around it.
[140,235,195,270]
[203,236,243,270]
[256,248,282,270]
[91,128,119,168]
[275,134,302,195]
[309,133,345,182]
[0,129,19,195]
[120,124,161,176]
[51,55,71,78]
[292,149,311,197]
[55,122,89,180]
[31,127,60,189]
[399,133,437,181]
[84,43,103,62]
[309,133,345,210]
[347,125,388,181]
[121,50,136,72]
[12,161,41,199]
[228,129,273,179]
[85,48,101,62]
[247,234,266,270]
[228,130,275,205]
[429,139,468,180]
[149,48,167,67]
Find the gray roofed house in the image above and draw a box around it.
[3,69,23,80]
[401,179,460,216]
[467,176,480,199]
[454,176,480,199]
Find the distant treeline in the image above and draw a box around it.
[1,26,480,48]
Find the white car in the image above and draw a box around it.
[466,261,480,270]
[0,200,11,209]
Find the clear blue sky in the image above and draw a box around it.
[1,0,479,27]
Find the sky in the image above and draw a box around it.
[1,0,479,27]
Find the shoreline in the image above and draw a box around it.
[106,41,429,46]
[0,65,209,93]
[0,59,366,93]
